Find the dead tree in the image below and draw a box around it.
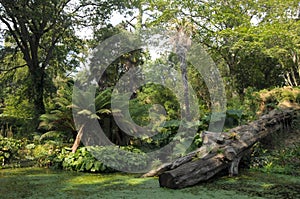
[143,108,299,189]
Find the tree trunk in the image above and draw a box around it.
[174,28,192,121]
[179,53,191,120]
[143,108,299,189]
[71,124,85,153]
[26,55,46,129]
[30,67,46,116]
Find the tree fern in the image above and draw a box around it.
[39,131,66,142]
[39,78,76,142]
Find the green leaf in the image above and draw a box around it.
[4,152,10,158]
[100,164,107,172]
[77,109,93,116]
[85,161,94,170]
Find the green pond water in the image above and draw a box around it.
[0,168,299,199]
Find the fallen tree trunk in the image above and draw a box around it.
[143,108,299,189]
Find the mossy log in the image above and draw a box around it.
[143,108,299,189]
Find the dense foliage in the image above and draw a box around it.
[0,0,299,177]
[0,137,23,167]
[60,146,148,172]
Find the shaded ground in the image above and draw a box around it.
[0,167,299,199]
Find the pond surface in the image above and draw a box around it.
[0,168,299,199]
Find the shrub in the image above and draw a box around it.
[0,137,23,168]
[296,92,300,104]
[52,146,149,173]
[249,142,300,175]
[24,141,63,167]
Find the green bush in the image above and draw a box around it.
[52,146,149,173]
[280,90,296,102]
[54,147,110,172]
[258,87,300,112]
[250,143,300,175]
[225,87,261,127]
[296,92,300,104]
[0,137,23,168]
[225,109,244,127]
[23,141,63,167]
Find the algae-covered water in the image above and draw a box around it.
[0,168,299,199]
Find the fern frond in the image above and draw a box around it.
[39,131,65,142]
[97,109,111,115]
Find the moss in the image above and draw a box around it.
[1,168,299,199]
[257,87,300,114]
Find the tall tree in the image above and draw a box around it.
[147,0,299,95]
[0,0,122,125]
[255,0,300,86]
[170,18,194,120]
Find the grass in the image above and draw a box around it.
[0,168,299,199]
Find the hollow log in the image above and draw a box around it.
[143,108,299,189]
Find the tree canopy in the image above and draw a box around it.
[0,0,123,124]
[0,0,299,148]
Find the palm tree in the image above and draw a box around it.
[169,18,195,121]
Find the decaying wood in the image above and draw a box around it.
[143,108,299,189]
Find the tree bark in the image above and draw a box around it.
[71,124,85,153]
[143,108,299,189]
[179,53,191,120]
[29,66,46,120]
